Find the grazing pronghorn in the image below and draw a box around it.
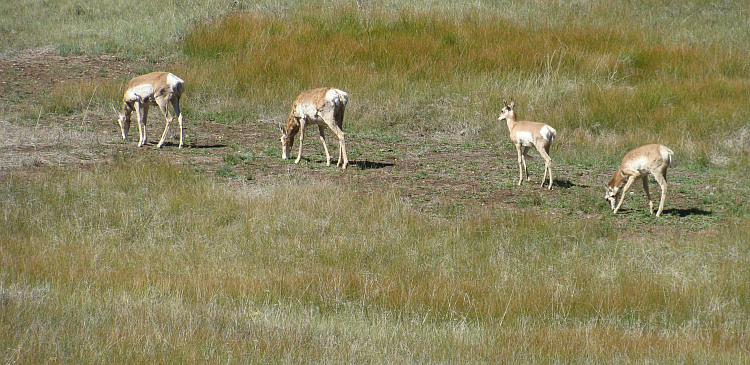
[280,87,349,169]
[497,98,557,189]
[605,144,674,217]
[115,72,185,148]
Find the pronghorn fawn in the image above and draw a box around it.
[605,144,674,217]
[280,87,349,169]
[498,98,557,189]
[115,72,185,148]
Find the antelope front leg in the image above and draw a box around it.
[522,147,531,182]
[515,144,524,186]
[295,120,307,164]
[318,125,331,166]
[613,176,637,214]
[134,103,146,147]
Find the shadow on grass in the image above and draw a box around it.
[552,178,586,189]
[187,143,228,149]
[349,160,395,170]
[665,208,713,217]
[280,158,394,170]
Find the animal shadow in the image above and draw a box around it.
[551,178,584,189]
[189,143,227,149]
[664,208,712,217]
[349,160,395,170]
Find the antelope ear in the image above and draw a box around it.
[510,99,515,108]
[502,98,508,107]
[279,124,285,133]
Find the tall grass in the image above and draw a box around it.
[11,0,748,163]
[2,160,749,362]
[177,3,750,163]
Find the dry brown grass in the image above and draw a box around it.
[2,160,749,362]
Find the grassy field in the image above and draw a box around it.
[2,0,750,363]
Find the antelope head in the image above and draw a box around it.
[113,105,131,140]
[604,185,621,211]
[279,124,294,160]
[497,98,516,122]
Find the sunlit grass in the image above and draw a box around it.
[24,1,750,164]
[45,78,125,115]
[2,161,749,362]
[176,5,750,164]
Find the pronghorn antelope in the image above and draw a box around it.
[497,98,557,189]
[280,87,349,169]
[605,144,674,217]
[115,72,185,148]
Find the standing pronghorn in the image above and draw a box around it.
[498,98,557,189]
[280,87,349,169]
[605,144,674,217]
[115,72,185,148]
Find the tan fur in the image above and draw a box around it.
[498,98,557,189]
[117,72,184,148]
[280,87,349,169]
[606,144,674,217]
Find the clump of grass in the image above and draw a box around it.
[223,151,254,166]
[45,78,124,116]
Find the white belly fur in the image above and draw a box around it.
[295,102,325,124]
[125,84,154,103]
[515,131,534,146]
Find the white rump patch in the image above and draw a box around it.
[167,73,184,86]
[326,88,349,106]
[540,125,556,142]
[659,146,674,165]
